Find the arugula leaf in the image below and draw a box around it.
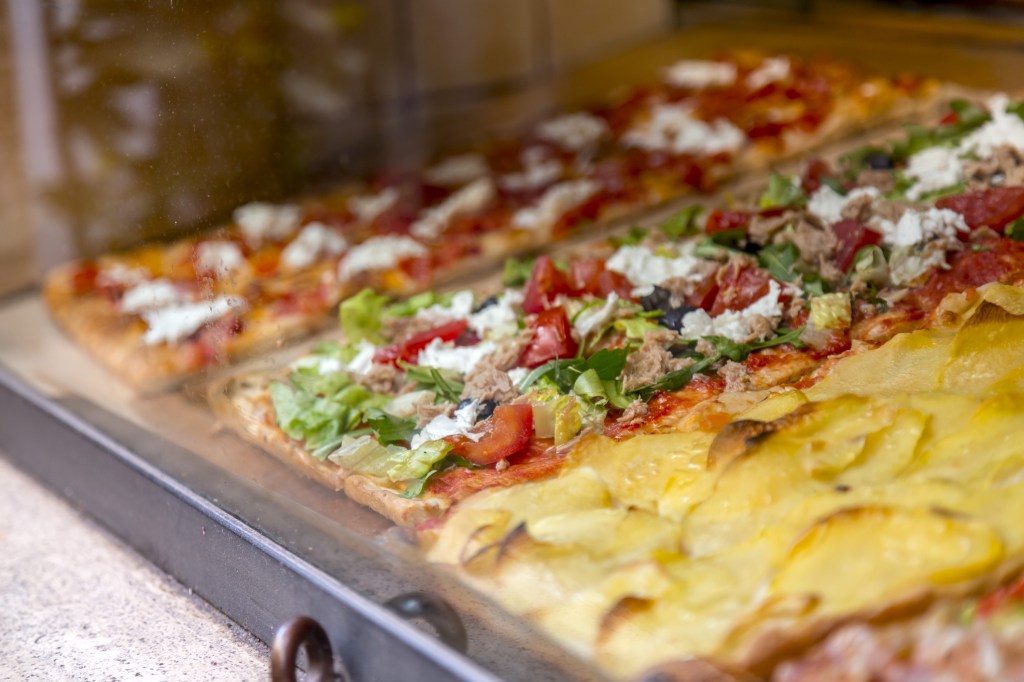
[820,176,847,195]
[660,205,704,239]
[503,257,535,287]
[703,327,805,362]
[914,181,967,202]
[634,355,716,399]
[365,409,417,445]
[585,348,628,381]
[1008,100,1024,121]
[609,226,648,247]
[758,174,806,209]
[400,454,480,498]
[1006,217,1024,241]
[400,362,465,403]
[757,242,800,282]
[340,288,388,343]
[802,275,829,297]
[709,228,746,249]
[884,172,915,200]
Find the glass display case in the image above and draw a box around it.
[3,2,1024,680]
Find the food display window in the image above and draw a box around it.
[4,2,1024,680]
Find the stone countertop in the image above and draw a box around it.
[0,454,268,681]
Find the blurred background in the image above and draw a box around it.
[3,0,1024,295]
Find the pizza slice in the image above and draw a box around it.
[44,52,940,392]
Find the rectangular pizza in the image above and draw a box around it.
[43,52,939,392]
[209,92,1024,679]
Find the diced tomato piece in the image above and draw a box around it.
[565,259,634,300]
[522,256,571,314]
[70,261,99,295]
[704,209,752,235]
[939,110,960,126]
[373,319,468,366]
[686,276,720,312]
[568,259,605,295]
[936,187,1024,233]
[832,219,882,272]
[446,404,534,466]
[597,270,634,299]
[801,157,832,194]
[710,264,772,316]
[909,237,1024,309]
[517,306,578,368]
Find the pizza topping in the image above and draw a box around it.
[517,307,578,368]
[141,296,246,346]
[446,403,533,465]
[512,180,600,233]
[963,144,1024,189]
[195,241,245,278]
[234,202,302,246]
[621,330,693,393]
[537,113,609,152]
[876,207,968,247]
[606,244,707,296]
[98,263,149,289]
[410,177,495,240]
[466,290,524,340]
[809,292,852,330]
[904,145,964,200]
[348,187,399,223]
[120,279,191,313]
[681,280,784,343]
[460,363,519,404]
[500,147,563,192]
[374,319,469,366]
[423,153,489,187]
[280,222,348,270]
[807,186,880,225]
[936,186,1024,232]
[573,293,622,339]
[623,104,746,156]
[746,56,790,90]
[411,400,482,449]
[417,338,498,375]
[337,235,428,279]
[663,59,737,89]
[958,93,1024,159]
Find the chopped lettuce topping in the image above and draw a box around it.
[758,173,806,209]
[340,288,388,343]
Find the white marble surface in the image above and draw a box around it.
[0,454,268,681]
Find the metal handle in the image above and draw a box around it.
[384,591,468,653]
[270,616,339,682]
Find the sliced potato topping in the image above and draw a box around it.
[424,284,1024,679]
